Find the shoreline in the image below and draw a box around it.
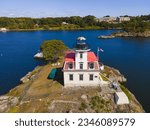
[98,30,150,38]
[0,27,122,32]
[0,62,145,113]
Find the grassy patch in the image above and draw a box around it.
[6,84,26,97]
[30,66,41,76]
[18,100,49,112]
[120,85,132,100]
[79,102,87,111]
[8,106,19,113]
[103,66,119,76]
[90,96,111,112]
[100,74,109,81]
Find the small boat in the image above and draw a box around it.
[48,68,57,79]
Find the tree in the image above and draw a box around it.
[43,25,49,30]
[104,15,110,17]
[83,15,96,26]
[40,40,68,61]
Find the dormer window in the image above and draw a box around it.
[68,63,73,69]
[89,62,94,69]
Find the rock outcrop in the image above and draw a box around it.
[98,35,115,39]
[0,64,144,113]
[102,65,127,83]
[0,96,19,112]
[20,66,42,83]
[98,31,150,39]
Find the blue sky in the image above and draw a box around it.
[0,0,150,17]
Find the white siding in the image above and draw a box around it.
[75,52,87,70]
[64,71,100,87]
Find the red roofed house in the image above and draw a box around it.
[63,37,101,87]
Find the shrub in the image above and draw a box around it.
[79,102,87,111]
[40,40,68,61]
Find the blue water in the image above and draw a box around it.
[0,30,150,112]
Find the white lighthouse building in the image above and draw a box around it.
[63,37,101,87]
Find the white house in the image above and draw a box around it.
[0,28,8,32]
[63,37,101,87]
[117,16,130,23]
[62,22,68,25]
[96,16,117,23]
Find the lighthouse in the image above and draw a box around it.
[63,37,101,87]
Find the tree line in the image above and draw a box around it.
[0,15,149,32]
[122,15,150,32]
[0,15,97,30]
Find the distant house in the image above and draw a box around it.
[62,22,68,25]
[34,24,39,27]
[97,16,117,23]
[117,16,130,23]
[0,28,8,32]
[63,37,101,87]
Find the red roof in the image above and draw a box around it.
[65,51,98,62]
[87,52,98,62]
[65,51,75,62]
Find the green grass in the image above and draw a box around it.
[30,69,38,76]
[90,96,111,112]
[8,106,19,113]
[79,102,87,111]
[100,74,109,81]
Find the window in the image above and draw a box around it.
[89,62,94,69]
[68,63,73,69]
[89,74,94,81]
[80,63,83,69]
[79,74,83,81]
[69,74,73,81]
[80,53,83,59]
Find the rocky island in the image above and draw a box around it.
[0,62,144,113]
[0,38,144,113]
[98,30,150,39]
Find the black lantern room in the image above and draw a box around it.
[75,37,90,51]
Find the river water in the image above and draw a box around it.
[0,30,150,112]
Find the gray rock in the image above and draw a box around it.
[98,31,150,39]
[0,103,8,112]
[0,96,19,112]
[10,97,19,105]
[98,35,115,39]
[0,96,9,101]
[20,77,30,83]
[81,94,88,101]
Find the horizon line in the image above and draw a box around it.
[0,13,149,19]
